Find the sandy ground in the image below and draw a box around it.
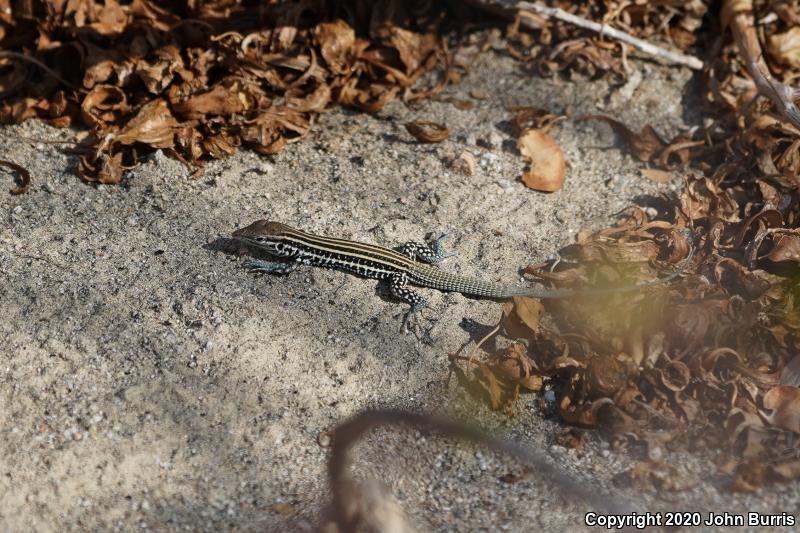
[2,48,798,532]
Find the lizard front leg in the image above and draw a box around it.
[245,259,298,275]
[398,233,455,263]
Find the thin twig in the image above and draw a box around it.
[724,0,800,131]
[469,322,501,363]
[469,0,704,70]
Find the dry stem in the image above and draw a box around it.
[469,0,704,70]
[724,0,800,130]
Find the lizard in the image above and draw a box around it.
[232,220,694,329]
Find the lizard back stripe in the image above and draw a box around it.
[278,233,415,271]
[281,228,415,265]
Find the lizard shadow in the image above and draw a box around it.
[204,235,289,264]
[456,317,501,352]
[203,236,242,255]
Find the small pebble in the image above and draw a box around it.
[648,446,663,462]
[449,152,476,176]
[317,431,332,447]
[485,131,504,149]
[480,152,499,168]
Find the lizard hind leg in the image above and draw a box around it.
[387,272,428,332]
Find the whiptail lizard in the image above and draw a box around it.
[232,220,693,327]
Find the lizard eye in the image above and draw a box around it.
[254,236,266,243]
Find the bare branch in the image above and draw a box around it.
[468,0,704,70]
[724,0,800,131]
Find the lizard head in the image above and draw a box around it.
[232,220,294,256]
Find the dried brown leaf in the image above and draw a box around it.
[579,115,666,162]
[559,396,615,427]
[116,99,178,148]
[449,151,476,176]
[511,296,543,333]
[517,128,565,192]
[173,82,252,120]
[405,120,449,143]
[731,460,765,492]
[762,386,800,433]
[587,355,627,397]
[769,461,800,482]
[768,27,800,69]
[476,362,511,412]
[640,168,673,183]
[81,85,129,127]
[714,258,772,299]
[0,159,31,194]
[77,150,125,185]
[314,20,355,75]
[659,361,691,392]
[490,343,542,392]
[763,231,800,264]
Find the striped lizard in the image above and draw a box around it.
[232,220,693,328]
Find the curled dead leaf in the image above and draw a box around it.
[640,167,673,183]
[762,386,800,433]
[517,128,565,192]
[587,355,627,397]
[116,99,178,148]
[173,81,252,120]
[0,159,32,194]
[77,149,125,185]
[659,360,691,392]
[491,343,543,391]
[768,27,800,68]
[449,151,476,176]
[511,105,561,134]
[81,85,129,127]
[405,120,449,143]
[135,45,184,94]
[714,258,771,299]
[559,396,615,427]
[763,230,800,264]
[314,20,355,75]
[511,296,543,333]
[731,460,765,493]
[578,115,666,162]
